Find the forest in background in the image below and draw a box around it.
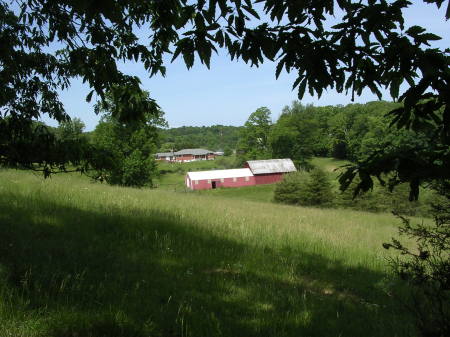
[155,100,417,169]
[158,125,243,152]
[48,99,434,191]
[235,100,412,167]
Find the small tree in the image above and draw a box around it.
[92,88,165,188]
[223,146,233,156]
[122,150,157,187]
[302,168,334,207]
[274,172,308,204]
[236,107,272,162]
[56,118,85,141]
[274,169,333,207]
[270,102,321,168]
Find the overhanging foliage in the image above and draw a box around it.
[0,0,449,194]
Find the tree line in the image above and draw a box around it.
[159,125,242,153]
[236,100,422,168]
[52,99,437,190]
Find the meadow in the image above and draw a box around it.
[155,156,349,202]
[156,157,433,218]
[155,158,234,191]
[0,168,419,337]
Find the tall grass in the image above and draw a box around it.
[0,169,416,337]
[196,184,276,203]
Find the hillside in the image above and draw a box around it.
[159,125,243,151]
[0,169,417,337]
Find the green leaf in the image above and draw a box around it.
[171,44,183,62]
[297,78,307,99]
[389,77,401,100]
[215,30,224,46]
[86,90,94,102]
[406,25,426,37]
[242,5,260,19]
[275,58,285,79]
[420,33,442,41]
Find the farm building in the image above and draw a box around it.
[155,152,175,161]
[185,158,296,190]
[186,168,255,190]
[245,159,297,185]
[156,148,215,162]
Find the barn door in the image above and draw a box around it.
[211,181,217,189]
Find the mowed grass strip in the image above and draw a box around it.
[0,169,415,337]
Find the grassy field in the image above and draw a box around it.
[0,169,417,337]
[309,157,350,181]
[156,157,349,202]
[197,184,277,203]
[155,158,236,191]
[157,157,433,217]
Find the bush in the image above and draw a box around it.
[273,171,309,204]
[301,168,334,206]
[383,198,450,337]
[223,147,233,156]
[336,177,379,212]
[122,150,156,187]
[274,168,333,207]
[215,156,237,169]
[337,178,428,216]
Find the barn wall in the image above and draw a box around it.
[254,173,283,185]
[188,176,255,190]
[220,176,255,188]
[176,154,215,162]
[187,174,285,190]
[192,179,211,190]
[175,154,195,162]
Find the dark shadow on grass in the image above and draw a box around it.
[0,191,414,337]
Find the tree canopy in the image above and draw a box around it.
[1,0,449,194]
[91,89,165,187]
[236,107,272,163]
[270,102,324,168]
[159,125,242,152]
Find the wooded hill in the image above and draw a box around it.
[158,125,243,152]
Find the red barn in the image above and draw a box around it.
[185,168,255,190]
[245,159,296,185]
[173,148,215,162]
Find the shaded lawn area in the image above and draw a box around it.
[0,187,414,337]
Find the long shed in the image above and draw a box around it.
[156,148,215,162]
[174,148,215,162]
[245,159,296,185]
[186,168,254,190]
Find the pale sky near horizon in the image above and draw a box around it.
[50,2,450,131]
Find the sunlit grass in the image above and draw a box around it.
[196,184,276,203]
[0,169,416,337]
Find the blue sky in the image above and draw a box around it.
[52,2,450,131]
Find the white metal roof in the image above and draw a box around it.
[187,168,253,181]
[246,159,296,174]
[156,152,174,157]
